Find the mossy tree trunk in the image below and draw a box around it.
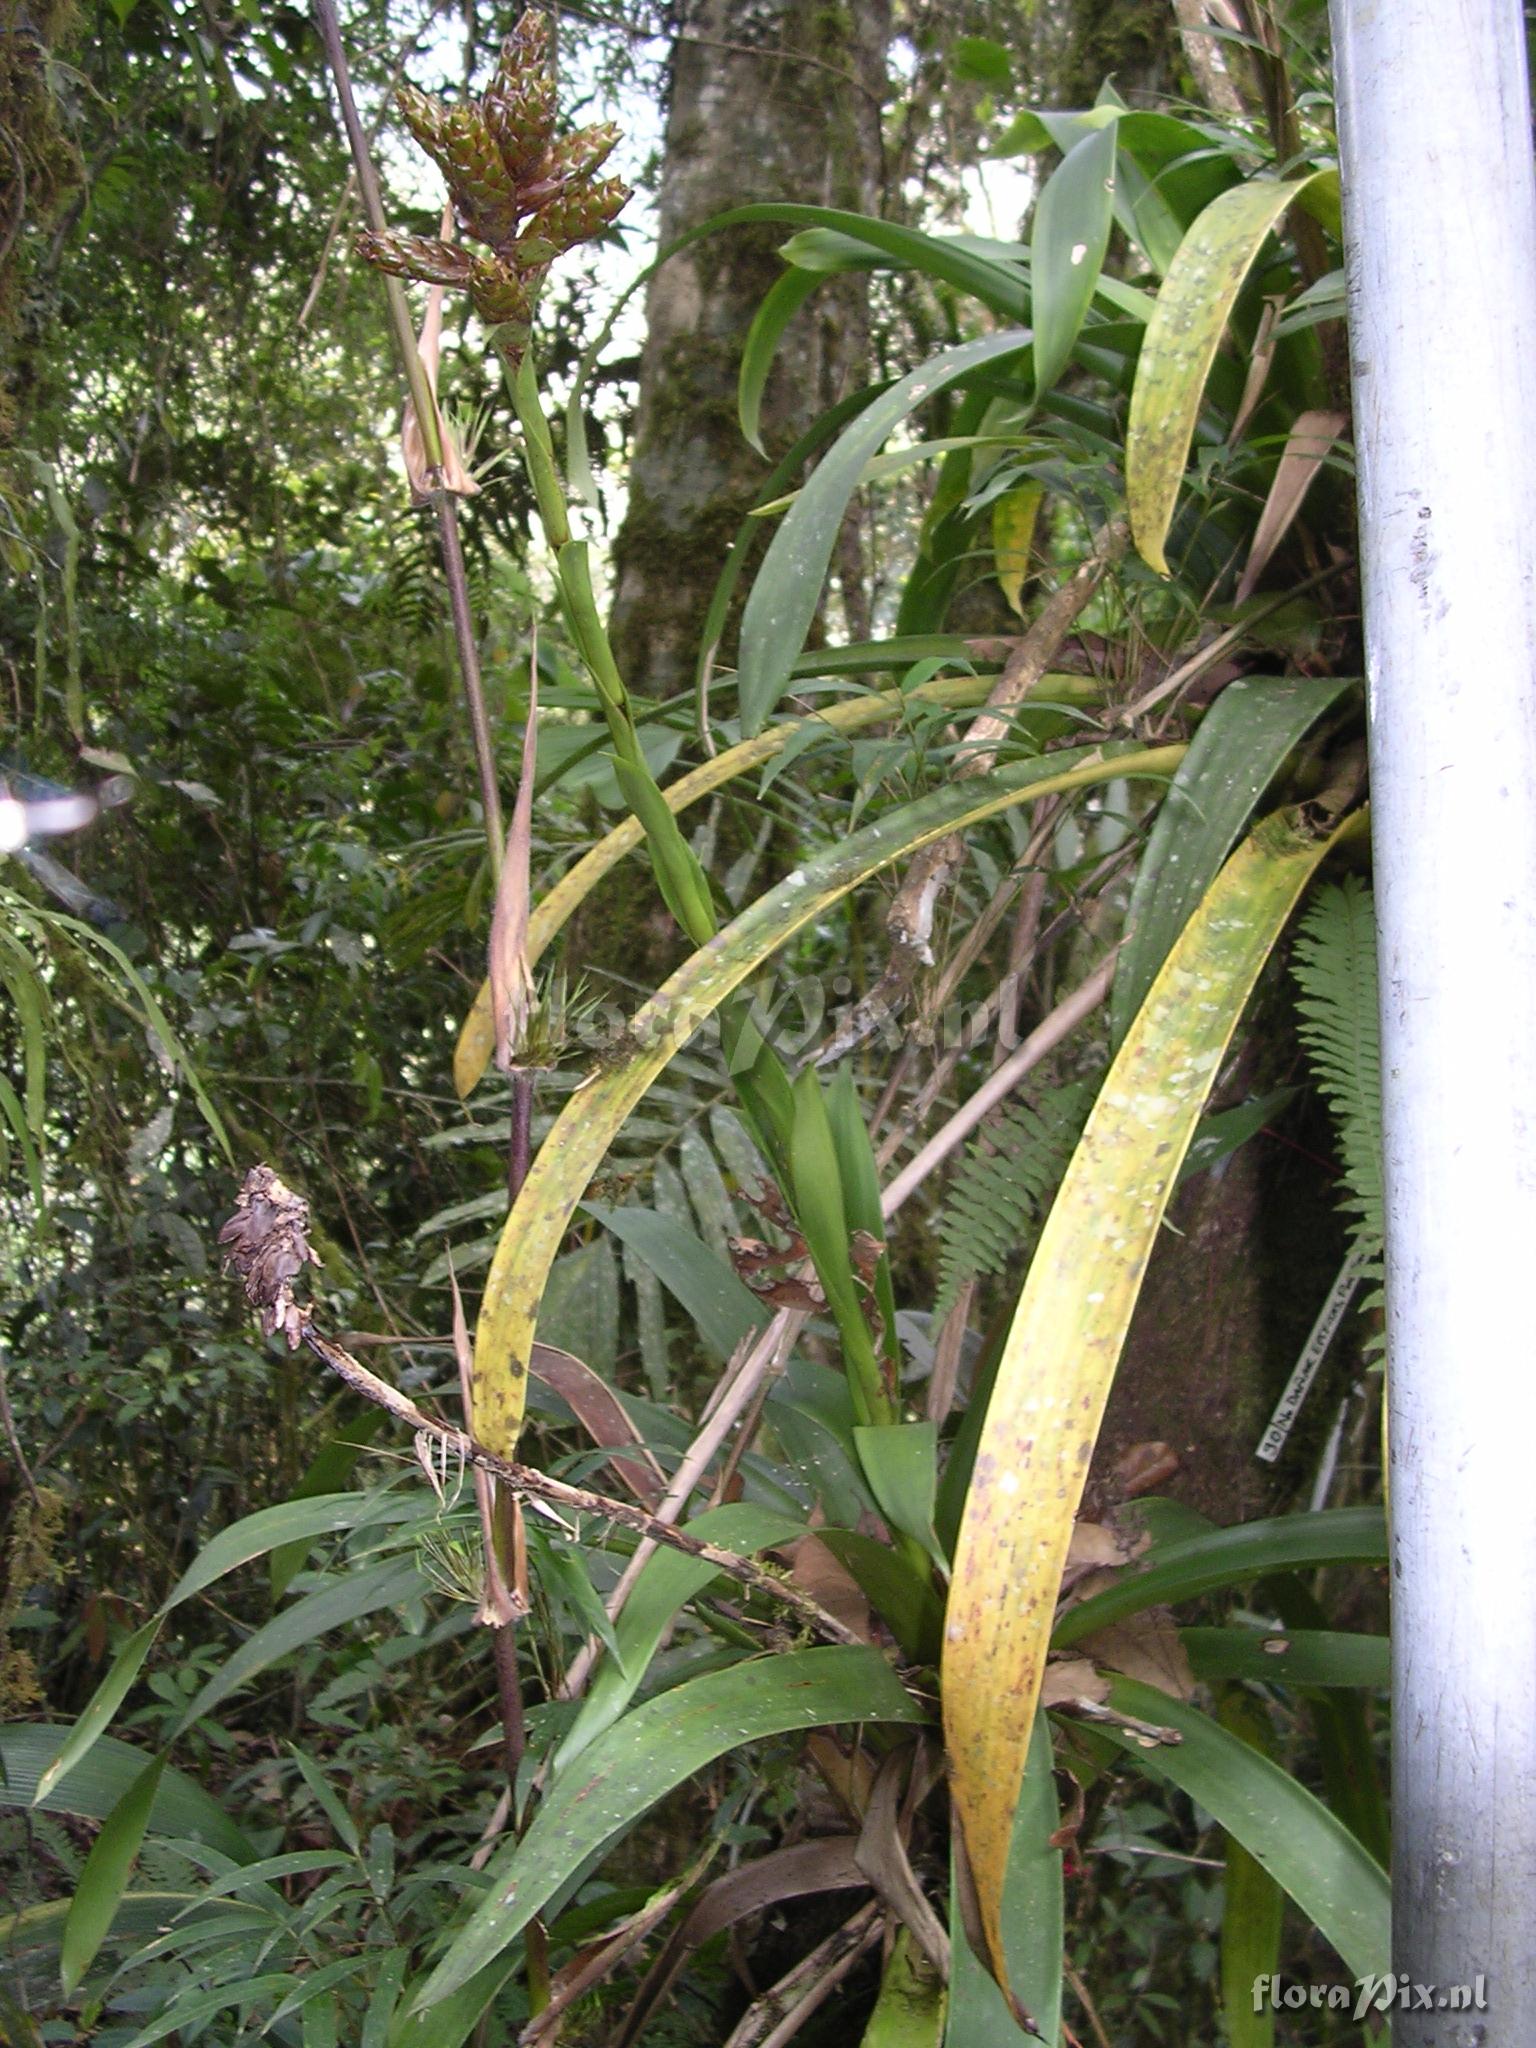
[608,0,891,702]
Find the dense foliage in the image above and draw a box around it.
[2,4,1391,2044]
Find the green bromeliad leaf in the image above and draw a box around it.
[394,1648,925,2031]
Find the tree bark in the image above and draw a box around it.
[608,0,890,703]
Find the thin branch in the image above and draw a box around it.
[296,1322,870,1652]
[1063,1958,1116,2048]
[880,953,1120,1221]
[877,842,1137,1168]
[435,498,506,855]
[818,520,1129,1061]
[0,1351,41,1508]
[720,1899,884,2048]
[556,1306,803,1702]
[1117,559,1347,728]
[299,23,430,330]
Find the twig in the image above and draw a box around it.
[296,1322,867,1649]
[1063,1958,1115,2048]
[876,841,1137,1169]
[556,1306,803,1701]
[880,953,1119,1220]
[435,498,507,858]
[1117,559,1348,729]
[0,1351,41,1508]
[299,20,432,328]
[298,169,356,328]
[720,1898,884,2048]
[964,520,1130,763]
[819,520,1129,1061]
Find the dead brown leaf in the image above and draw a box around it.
[530,1340,666,1506]
[1110,1439,1180,1500]
[612,1839,869,2048]
[1235,407,1349,603]
[1076,1607,1195,1702]
[789,1534,874,1643]
[1039,1656,1110,1710]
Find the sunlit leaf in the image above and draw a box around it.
[945,1714,1062,2046]
[991,483,1044,616]
[944,802,1362,1993]
[472,742,1183,1456]
[1127,170,1334,573]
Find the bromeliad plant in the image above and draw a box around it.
[18,15,1392,2045]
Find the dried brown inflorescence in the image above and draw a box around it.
[218,1165,322,1350]
[357,10,630,366]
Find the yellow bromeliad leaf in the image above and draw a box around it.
[991,482,1045,617]
[942,800,1362,1996]
[1126,169,1337,576]
[469,741,1185,1460]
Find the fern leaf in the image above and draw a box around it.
[934,1079,1095,1316]
[1291,875,1385,1336]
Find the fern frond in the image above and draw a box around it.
[1291,875,1385,1336]
[934,1079,1095,1316]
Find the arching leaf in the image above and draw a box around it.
[736,330,1032,734]
[1094,1678,1389,1981]
[943,802,1362,1994]
[60,1755,166,1994]
[1127,170,1334,573]
[1111,672,1358,1046]
[1031,120,1118,397]
[396,1648,925,2024]
[471,742,1184,1460]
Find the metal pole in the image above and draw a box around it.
[1329,3,1536,2037]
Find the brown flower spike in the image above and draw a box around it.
[357,11,630,366]
[219,1166,322,1350]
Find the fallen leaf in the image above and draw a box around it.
[1040,1656,1110,1709]
[1077,1607,1195,1701]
